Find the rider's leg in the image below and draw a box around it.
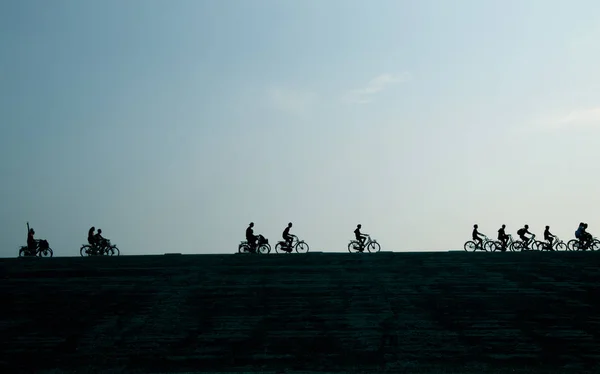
[580,235,588,250]
[501,237,508,251]
[359,236,366,250]
[476,237,483,249]
[519,236,528,249]
[547,237,554,250]
[285,235,293,251]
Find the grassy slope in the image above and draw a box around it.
[1,251,600,373]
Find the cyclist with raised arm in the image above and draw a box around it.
[282,222,294,252]
[354,224,368,251]
[27,228,37,253]
[497,224,509,251]
[543,225,555,250]
[517,225,533,250]
[472,224,486,250]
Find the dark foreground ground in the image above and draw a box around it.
[2,251,600,373]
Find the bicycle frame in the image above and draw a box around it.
[281,235,300,248]
[473,235,491,250]
[546,236,563,249]
[496,234,515,250]
[517,234,535,249]
[353,234,376,248]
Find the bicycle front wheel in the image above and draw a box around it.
[367,242,381,253]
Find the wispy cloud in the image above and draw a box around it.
[267,86,317,115]
[524,107,600,133]
[342,72,411,104]
[555,107,600,125]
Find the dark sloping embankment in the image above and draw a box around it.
[2,251,600,373]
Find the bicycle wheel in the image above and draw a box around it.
[108,246,120,256]
[484,241,498,252]
[554,242,567,251]
[39,248,53,257]
[567,239,578,251]
[258,244,270,254]
[533,240,545,251]
[295,241,309,254]
[80,245,92,257]
[348,241,362,253]
[367,242,381,253]
[18,247,29,257]
[463,241,477,252]
[512,241,524,251]
[238,243,250,254]
[275,242,288,254]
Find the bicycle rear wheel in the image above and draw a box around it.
[463,241,478,252]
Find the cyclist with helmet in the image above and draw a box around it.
[497,224,509,251]
[517,225,533,250]
[543,225,555,250]
[27,228,37,252]
[472,224,486,249]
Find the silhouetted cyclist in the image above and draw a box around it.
[282,222,293,252]
[517,225,533,249]
[94,229,107,249]
[544,225,555,250]
[27,228,36,252]
[581,223,592,250]
[246,222,257,253]
[575,222,584,245]
[354,224,368,251]
[472,224,485,249]
[497,224,508,251]
[88,226,96,246]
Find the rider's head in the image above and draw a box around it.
[584,223,588,228]
[546,225,549,229]
[30,229,35,235]
[524,224,529,229]
[501,224,506,229]
[288,222,292,227]
[98,229,102,234]
[474,224,478,229]
[357,224,361,229]
[249,222,254,227]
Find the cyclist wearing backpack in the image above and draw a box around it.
[575,222,588,249]
[581,223,592,250]
[517,225,533,250]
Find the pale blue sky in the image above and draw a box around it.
[1,0,600,257]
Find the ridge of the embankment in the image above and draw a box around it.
[2,251,600,373]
